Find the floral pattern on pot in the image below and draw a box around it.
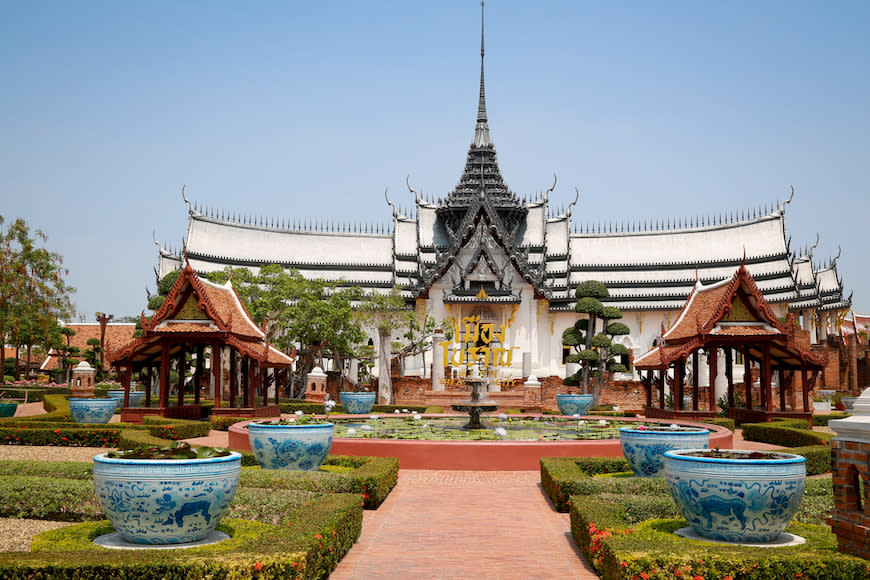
[68,398,116,424]
[106,390,146,409]
[93,452,241,544]
[555,394,593,416]
[664,449,806,543]
[339,392,376,414]
[248,422,334,471]
[619,426,709,477]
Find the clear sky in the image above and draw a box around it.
[2,1,868,321]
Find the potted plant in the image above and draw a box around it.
[619,424,709,477]
[812,393,832,412]
[247,413,334,471]
[339,384,376,415]
[92,442,241,545]
[664,448,806,543]
[0,399,17,418]
[555,391,594,416]
[106,389,146,409]
[68,397,117,424]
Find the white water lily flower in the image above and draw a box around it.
[361,425,373,431]
[413,414,422,420]
[369,415,379,420]
[295,410,304,416]
[578,420,586,427]
[498,413,509,420]
[612,406,620,411]
[573,414,580,419]
[670,424,680,429]
[598,419,608,426]
[394,409,401,414]
[422,423,429,428]
[494,427,507,438]
[347,428,357,436]
[402,408,409,413]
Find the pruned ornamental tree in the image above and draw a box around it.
[562,280,631,405]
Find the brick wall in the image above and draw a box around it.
[827,438,870,559]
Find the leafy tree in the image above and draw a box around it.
[205,265,365,397]
[562,280,631,404]
[354,287,410,404]
[0,216,74,380]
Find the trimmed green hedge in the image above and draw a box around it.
[703,417,735,431]
[569,486,870,579]
[2,492,362,579]
[742,421,833,447]
[813,412,850,426]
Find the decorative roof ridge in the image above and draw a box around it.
[569,251,790,269]
[662,280,705,339]
[191,211,394,236]
[570,207,784,236]
[186,251,393,268]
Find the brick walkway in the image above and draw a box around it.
[329,470,599,580]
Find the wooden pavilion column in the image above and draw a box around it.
[229,349,238,408]
[691,350,700,411]
[743,350,752,410]
[121,365,131,407]
[801,364,810,412]
[261,365,268,407]
[761,343,773,412]
[240,357,249,408]
[642,371,653,408]
[779,369,789,411]
[708,347,719,411]
[658,369,666,408]
[142,365,152,407]
[674,359,685,411]
[211,343,222,410]
[177,343,187,408]
[160,340,170,409]
[725,348,734,408]
[247,358,259,408]
[193,344,204,405]
[275,369,284,405]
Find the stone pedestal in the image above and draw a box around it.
[305,366,328,404]
[431,328,446,391]
[70,361,96,398]
[523,374,541,407]
[827,386,870,559]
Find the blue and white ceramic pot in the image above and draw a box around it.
[68,398,116,424]
[619,426,709,478]
[664,449,806,543]
[106,390,146,409]
[93,451,241,544]
[555,393,594,416]
[339,392,376,414]
[0,402,17,418]
[248,421,334,471]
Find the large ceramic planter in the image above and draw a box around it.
[106,390,146,409]
[555,393,593,416]
[339,391,376,414]
[93,451,241,544]
[619,426,709,477]
[68,398,116,424]
[0,402,17,418]
[248,421,334,471]
[664,449,806,543]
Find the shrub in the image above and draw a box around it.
[210,415,255,431]
[813,412,850,426]
[742,422,832,447]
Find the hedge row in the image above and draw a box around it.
[741,421,833,448]
[0,493,362,579]
[568,482,869,579]
[813,412,851,426]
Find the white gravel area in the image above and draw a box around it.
[0,446,112,462]
[0,518,73,552]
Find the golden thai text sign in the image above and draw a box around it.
[439,316,519,368]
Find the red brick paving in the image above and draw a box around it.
[329,470,599,580]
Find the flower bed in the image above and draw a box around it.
[567,475,869,579]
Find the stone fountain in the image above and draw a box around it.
[451,366,499,429]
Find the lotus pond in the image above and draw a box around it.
[331,415,646,441]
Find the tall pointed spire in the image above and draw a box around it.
[474,1,491,147]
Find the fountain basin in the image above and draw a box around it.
[227,416,732,470]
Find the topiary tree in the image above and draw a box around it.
[562,280,632,404]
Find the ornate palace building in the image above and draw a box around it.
[156,10,850,386]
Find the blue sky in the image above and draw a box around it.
[2,1,868,320]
